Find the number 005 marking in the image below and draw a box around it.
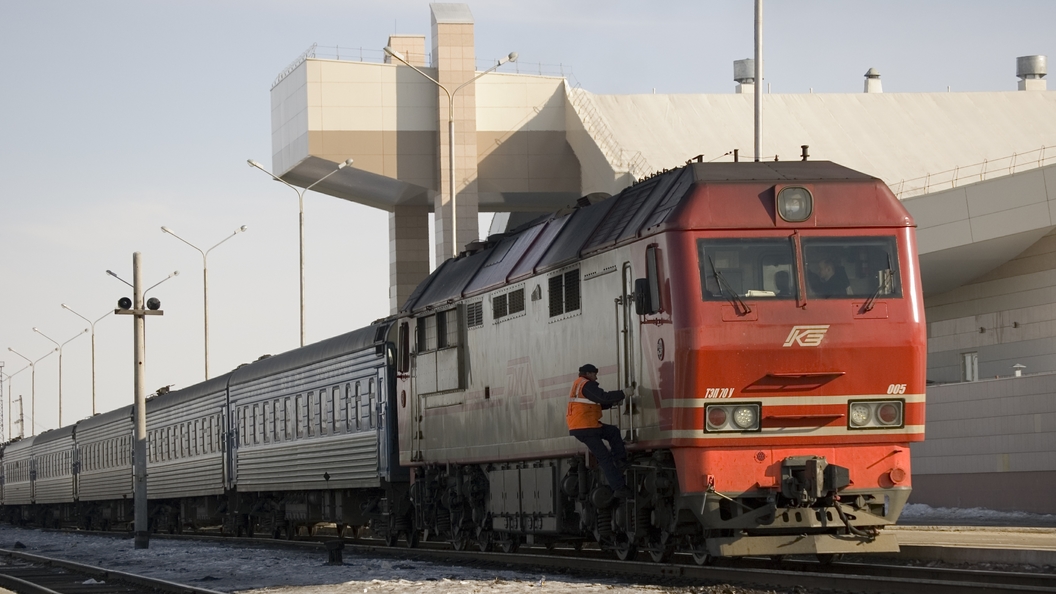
[887,383,907,395]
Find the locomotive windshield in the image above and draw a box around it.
[802,236,901,299]
[699,238,796,299]
[698,236,902,300]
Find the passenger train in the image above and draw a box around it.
[0,160,925,562]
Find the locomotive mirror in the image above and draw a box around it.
[777,186,813,222]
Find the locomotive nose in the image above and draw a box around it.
[780,456,851,505]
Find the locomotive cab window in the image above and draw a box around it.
[698,238,796,300]
[802,236,901,299]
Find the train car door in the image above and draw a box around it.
[223,406,236,490]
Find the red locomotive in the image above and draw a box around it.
[391,160,925,561]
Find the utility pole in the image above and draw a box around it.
[114,252,164,549]
[14,396,23,439]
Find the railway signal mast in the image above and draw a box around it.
[113,252,166,549]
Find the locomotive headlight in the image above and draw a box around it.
[848,400,904,429]
[777,187,813,222]
[732,406,757,429]
[849,403,871,426]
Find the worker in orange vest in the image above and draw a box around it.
[567,364,634,499]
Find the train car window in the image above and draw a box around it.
[270,399,278,442]
[441,308,460,346]
[283,398,292,440]
[343,384,352,432]
[331,387,341,434]
[698,238,796,300]
[369,378,377,429]
[296,395,305,439]
[801,236,901,299]
[321,390,331,436]
[417,315,438,352]
[354,383,362,431]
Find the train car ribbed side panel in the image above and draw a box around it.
[236,432,380,491]
[148,455,225,499]
[77,468,132,502]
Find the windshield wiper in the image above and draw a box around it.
[862,255,892,313]
[708,255,752,315]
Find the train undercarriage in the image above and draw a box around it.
[404,450,905,562]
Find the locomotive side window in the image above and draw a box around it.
[549,268,581,317]
[698,238,796,299]
[802,236,901,299]
[466,302,484,328]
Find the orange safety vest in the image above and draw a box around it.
[566,376,603,430]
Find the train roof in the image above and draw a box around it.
[148,373,233,412]
[77,404,133,431]
[401,161,910,313]
[33,424,75,446]
[229,322,391,386]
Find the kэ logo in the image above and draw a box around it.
[783,325,830,347]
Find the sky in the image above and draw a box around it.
[1,0,1054,439]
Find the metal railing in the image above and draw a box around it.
[273,43,570,89]
[895,146,1055,199]
[565,78,652,181]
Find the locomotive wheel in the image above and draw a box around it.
[475,529,492,552]
[403,528,420,548]
[646,531,674,563]
[613,535,637,561]
[449,529,470,551]
[688,536,711,566]
[499,536,519,554]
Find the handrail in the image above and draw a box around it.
[895,146,1053,199]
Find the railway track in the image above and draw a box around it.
[35,528,1055,594]
[0,549,224,594]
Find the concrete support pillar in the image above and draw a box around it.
[389,204,431,314]
[431,3,479,266]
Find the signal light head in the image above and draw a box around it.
[146,297,161,311]
[118,297,133,310]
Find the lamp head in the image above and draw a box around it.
[118,297,133,310]
[32,327,40,333]
[507,52,518,62]
[161,226,172,234]
[247,159,264,169]
[383,46,406,62]
[239,225,248,233]
[61,303,69,310]
[338,158,354,169]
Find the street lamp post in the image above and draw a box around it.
[247,158,353,347]
[1,365,29,441]
[60,305,113,416]
[161,225,247,379]
[383,47,517,259]
[33,327,88,428]
[7,347,56,436]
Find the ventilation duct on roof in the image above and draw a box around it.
[1017,55,1047,91]
[864,68,882,93]
[734,59,755,94]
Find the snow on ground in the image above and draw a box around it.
[1,504,1052,594]
[0,526,776,594]
[900,503,1056,527]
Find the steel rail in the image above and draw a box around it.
[0,548,227,594]
[22,528,1056,594]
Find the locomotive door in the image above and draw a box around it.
[618,262,641,441]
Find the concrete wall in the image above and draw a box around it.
[926,229,1056,383]
[910,372,1056,513]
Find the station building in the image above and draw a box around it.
[268,4,1056,512]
